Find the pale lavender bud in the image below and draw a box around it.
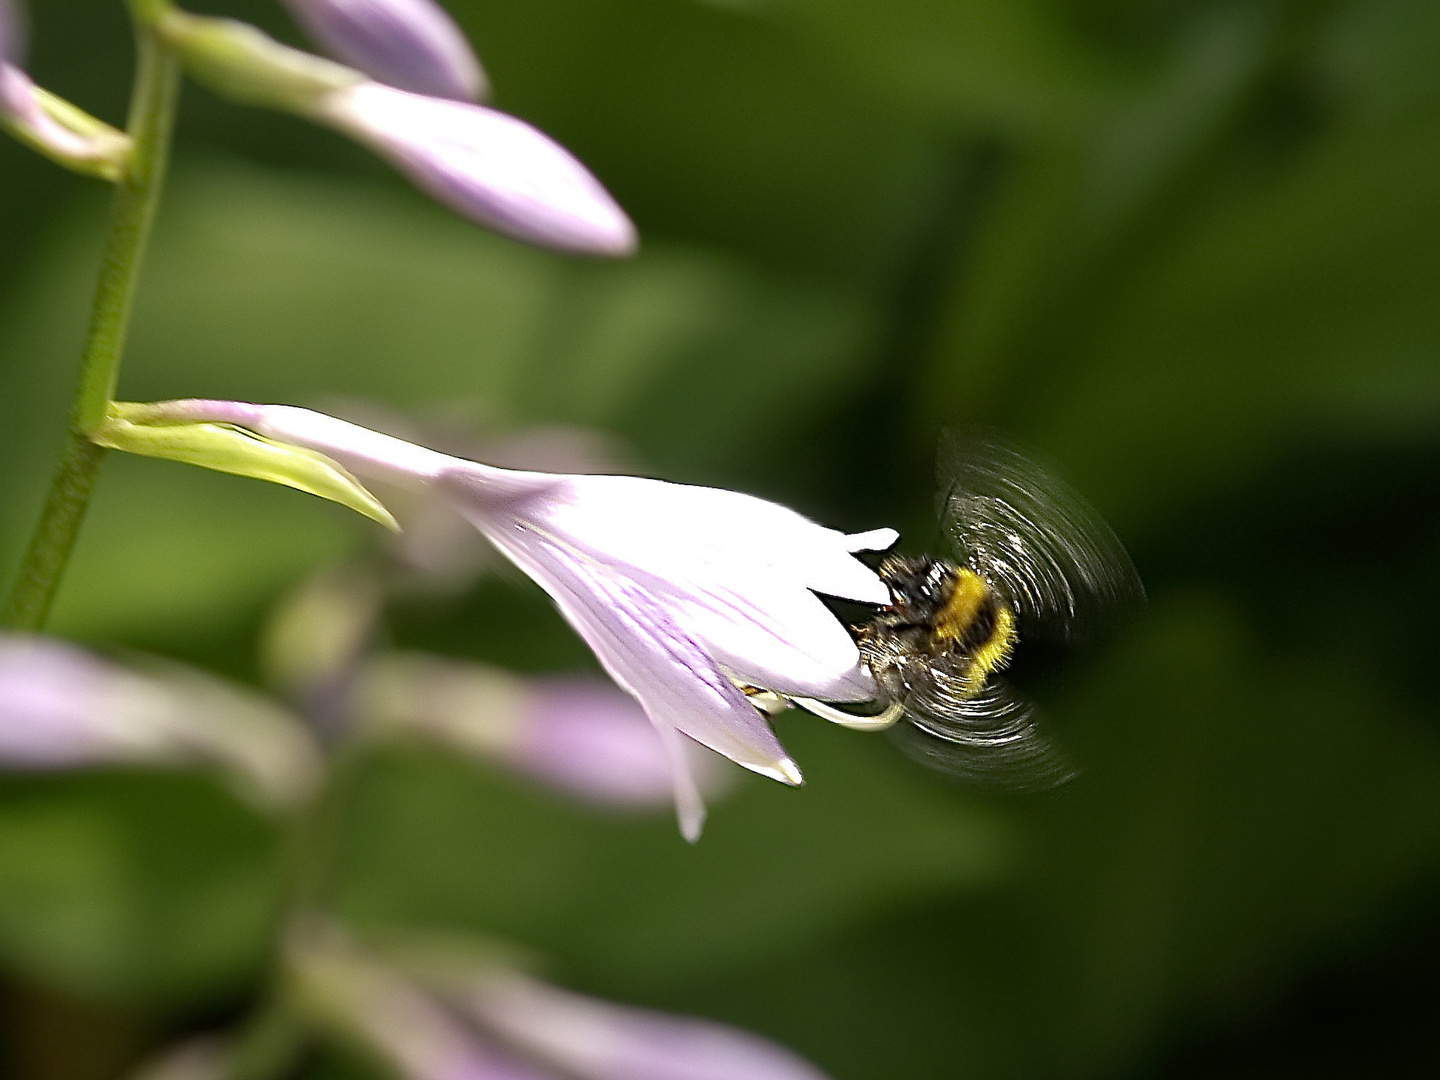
[0,636,321,809]
[318,82,637,256]
[282,0,486,101]
[359,654,731,808]
[462,974,835,1080]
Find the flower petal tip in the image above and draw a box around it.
[846,527,899,552]
[319,84,639,256]
[679,810,704,844]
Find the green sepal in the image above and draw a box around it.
[95,404,399,531]
[155,10,361,114]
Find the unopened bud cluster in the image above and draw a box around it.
[2,0,635,254]
[152,1,634,254]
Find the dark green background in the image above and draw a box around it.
[3,0,1440,1077]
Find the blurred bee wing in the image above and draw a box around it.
[937,428,1144,642]
[891,676,1076,790]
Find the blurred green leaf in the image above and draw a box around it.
[121,161,880,477]
[760,0,1136,132]
[331,724,1015,993]
[0,773,281,1004]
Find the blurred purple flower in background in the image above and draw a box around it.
[132,401,897,839]
[0,0,19,65]
[317,82,637,255]
[290,924,555,1080]
[281,0,487,101]
[0,636,320,809]
[288,924,834,1080]
[360,654,734,807]
[460,973,833,1080]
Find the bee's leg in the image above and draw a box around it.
[787,696,906,732]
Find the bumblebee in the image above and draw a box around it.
[795,429,1143,788]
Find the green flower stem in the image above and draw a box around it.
[1,28,181,631]
[0,434,109,631]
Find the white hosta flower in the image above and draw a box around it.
[317,82,636,256]
[143,400,896,839]
[281,0,487,101]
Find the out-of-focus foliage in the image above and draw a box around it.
[3,0,1440,1078]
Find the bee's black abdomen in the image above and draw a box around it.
[960,594,999,653]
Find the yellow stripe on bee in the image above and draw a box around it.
[935,569,1018,693]
[972,603,1017,680]
[932,568,991,642]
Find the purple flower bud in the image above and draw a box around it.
[281,0,486,101]
[360,654,732,808]
[318,82,637,256]
[462,974,835,1080]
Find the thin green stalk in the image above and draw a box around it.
[1,27,181,631]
